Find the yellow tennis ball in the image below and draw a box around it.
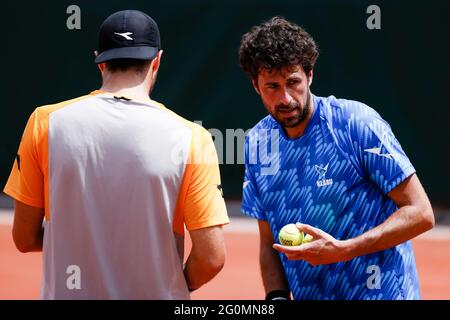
[279,224,304,246]
[302,234,314,244]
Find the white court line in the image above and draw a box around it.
[225,217,450,241]
[0,209,13,225]
[415,226,450,241]
[224,217,259,234]
[2,210,449,241]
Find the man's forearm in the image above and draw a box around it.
[27,226,44,252]
[345,204,434,260]
[34,226,44,251]
[260,244,290,293]
[183,227,226,291]
[183,254,222,290]
[14,225,44,253]
[12,201,45,253]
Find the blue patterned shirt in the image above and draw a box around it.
[241,95,420,300]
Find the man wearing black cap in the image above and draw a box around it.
[4,10,229,299]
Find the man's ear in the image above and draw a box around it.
[252,78,261,95]
[307,69,314,87]
[97,63,106,73]
[151,50,163,73]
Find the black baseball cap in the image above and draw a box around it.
[95,10,161,64]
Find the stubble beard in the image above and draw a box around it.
[271,90,311,128]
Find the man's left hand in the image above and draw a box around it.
[272,223,352,266]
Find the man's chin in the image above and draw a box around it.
[283,120,303,128]
[275,117,302,128]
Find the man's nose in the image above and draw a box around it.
[279,88,293,106]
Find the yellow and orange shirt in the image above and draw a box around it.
[4,91,229,299]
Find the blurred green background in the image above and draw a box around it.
[1,0,449,204]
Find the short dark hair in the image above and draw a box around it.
[239,16,319,80]
[105,58,152,73]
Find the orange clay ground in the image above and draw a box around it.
[1,219,449,300]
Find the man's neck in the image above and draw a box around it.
[284,94,315,139]
[100,86,153,104]
[100,73,153,103]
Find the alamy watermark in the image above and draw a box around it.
[66,5,81,30]
[66,265,81,290]
[169,121,281,176]
[366,264,381,289]
[366,5,381,30]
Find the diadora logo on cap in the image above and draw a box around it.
[114,32,134,40]
[364,132,396,160]
[314,163,333,187]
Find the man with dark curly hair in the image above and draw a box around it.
[239,16,434,300]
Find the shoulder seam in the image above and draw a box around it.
[35,94,94,124]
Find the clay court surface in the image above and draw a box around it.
[1,213,449,300]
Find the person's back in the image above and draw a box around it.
[4,10,229,299]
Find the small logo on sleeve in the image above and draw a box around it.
[16,154,21,172]
[215,184,224,198]
[364,132,396,160]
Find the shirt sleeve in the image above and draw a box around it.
[3,110,45,207]
[181,127,229,231]
[350,106,415,194]
[241,134,266,220]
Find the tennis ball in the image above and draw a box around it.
[302,234,314,244]
[279,224,304,246]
